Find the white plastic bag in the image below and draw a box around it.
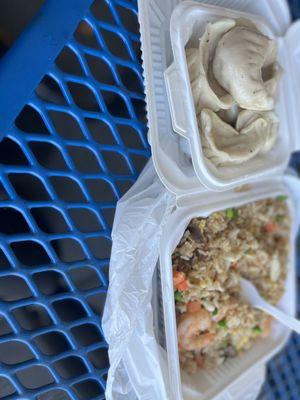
[102,160,175,400]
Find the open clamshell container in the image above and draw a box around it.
[138,0,300,399]
[165,1,300,191]
[159,176,299,400]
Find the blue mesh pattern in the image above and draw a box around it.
[0,0,149,399]
[0,0,299,399]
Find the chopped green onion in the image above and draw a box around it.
[276,215,285,223]
[244,248,251,255]
[212,308,218,316]
[218,319,227,329]
[276,195,288,202]
[226,208,238,220]
[252,326,263,334]
[174,290,184,302]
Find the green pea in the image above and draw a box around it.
[174,290,184,302]
[218,320,227,329]
[276,195,288,202]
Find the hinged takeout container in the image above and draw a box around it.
[159,175,298,400]
[164,2,300,191]
[138,0,300,398]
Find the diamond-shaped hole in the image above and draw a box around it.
[132,39,142,63]
[86,178,116,202]
[0,316,12,337]
[36,75,67,105]
[53,356,88,379]
[0,275,32,302]
[31,206,70,234]
[102,372,108,382]
[131,97,147,123]
[100,28,130,60]
[0,182,9,201]
[37,389,72,400]
[116,4,140,35]
[29,141,69,171]
[85,54,115,85]
[11,240,51,267]
[118,65,142,92]
[117,180,133,196]
[71,323,102,347]
[85,117,116,145]
[56,46,84,76]
[102,150,131,175]
[102,207,115,230]
[72,379,104,400]
[33,270,69,296]
[49,110,84,139]
[51,238,86,263]
[103,263,109,281]
[118,124,145,150]
[0,138,29,165]
[0,340,35,365]
[131,153,148,174]
[87,292,106,316]
[68,82,100,111]
[101,89,129,118]
[85,236,111,259]
[0,376,16,398]
[53,298,87,322]
[0,249,12,271]
[68,146,102,173]
[74,21,100,50]
[90,0,115,23]
[34,331,71,356]
[0,207,30,234]
[69,266,101,291]
[88,347,109,370]
[12,304,53,331]
[16,365,54,390]
[50,176,86,202]
[9,173,50,201]
[69,208,102,233]
[15,105,50,135]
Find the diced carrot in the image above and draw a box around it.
[264,222,279,233]
[177,279,190,291]
[187,301,201,313]
[173,270,185,286]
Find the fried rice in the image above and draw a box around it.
[172,197,291,373]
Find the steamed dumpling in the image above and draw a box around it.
[262,41,283,98]
[186,19,235,113]
[212,26,275,111]
[218,102,240,126]
[200,109,278,166]
[236,110,278,153]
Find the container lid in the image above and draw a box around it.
[283,20,300,153]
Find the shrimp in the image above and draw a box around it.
[173,270,190,291]
[177,307,215,351]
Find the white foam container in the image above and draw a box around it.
[165,3,292,191]
[138,0,300,398]
[159,175,299,400]
[138,0,300,198]
[165,1,300,191]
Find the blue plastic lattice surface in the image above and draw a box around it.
[0,0,299,399]
[0,0,149,399]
